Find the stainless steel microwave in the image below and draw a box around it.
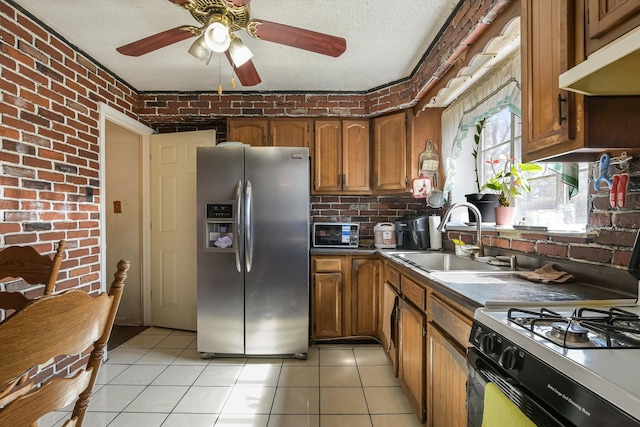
[313,223,359,248]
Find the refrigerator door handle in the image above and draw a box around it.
[245,180,253,272]
[234,180,243,273]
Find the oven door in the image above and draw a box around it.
[467,348,568,427]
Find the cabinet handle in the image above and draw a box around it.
[557,94,566,125]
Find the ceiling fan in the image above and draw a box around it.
[116,0,347,87]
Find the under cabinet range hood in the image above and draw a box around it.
[560,25,640,95]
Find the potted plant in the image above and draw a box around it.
[465,119,500,223]
[481,155,543,225]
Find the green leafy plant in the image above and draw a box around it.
[481,155,543,206]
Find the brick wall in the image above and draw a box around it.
[1,1,138,295]
[311,195,442,239]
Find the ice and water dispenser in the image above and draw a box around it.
[203,202,235,251]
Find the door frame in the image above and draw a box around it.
[99,103,155,325]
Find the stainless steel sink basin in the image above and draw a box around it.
[389,252,506,272]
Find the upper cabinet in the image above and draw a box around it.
[228,118,268,146]
[313,119,371,195]
[585,0,640,55]
[270,119,311,148]
[522,0,640,162]
[227,118,310,147]
[373,112,408,193]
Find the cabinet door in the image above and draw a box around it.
[228,119,268,146]
[398,299,426,423]
[380,281,399,376]
[313,120,342,193]
[428,323,467,427]
[342,120,371,193]
[270,119,310,148]
[351,258,379,337]
[586,0,640,54]
[313,272,343,338]
[521,0,583,162]
[373,112,408,192]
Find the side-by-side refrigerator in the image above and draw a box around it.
[196,145,310,358]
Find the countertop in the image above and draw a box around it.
[377,250,638,312]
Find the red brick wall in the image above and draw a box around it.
[1,1,138,294]
[2,0,640,285]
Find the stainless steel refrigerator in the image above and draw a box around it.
[196,145,310,358]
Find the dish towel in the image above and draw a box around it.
[482,382,536,427]
[549,163,579,199]
[516,264,575,284]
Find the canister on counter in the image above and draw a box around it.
[374,222,397,249]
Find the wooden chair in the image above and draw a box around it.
[0,259,129,427]
[0,240,66,316]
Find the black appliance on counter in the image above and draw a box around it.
[394,215,429,250]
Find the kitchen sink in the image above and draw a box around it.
[389,252,508,272]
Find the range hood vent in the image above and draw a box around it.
[560,25,640,95]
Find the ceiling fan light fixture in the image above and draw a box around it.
[204,21,231,53]
[188,35,212,64]
[229,36,253,67]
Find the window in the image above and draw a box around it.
[479,108,587,230]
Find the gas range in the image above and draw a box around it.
[471,303,640,426]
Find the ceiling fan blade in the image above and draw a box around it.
[247,20,346,57]
[117,26,195,57]
[225,51,261,86]
[167,0,192,5]
[227,0,251,5]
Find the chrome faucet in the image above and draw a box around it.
[437,202,484,258]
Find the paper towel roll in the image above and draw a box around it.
[429,215,442,250]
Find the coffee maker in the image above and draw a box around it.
[394,215,429,250]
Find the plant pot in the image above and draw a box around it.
[494,206,516,226]
[465,193,500,223]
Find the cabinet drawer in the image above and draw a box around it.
[428,295,472,348]
[401,276,426,311]
[313,257,342,272]
[384,264,400,290]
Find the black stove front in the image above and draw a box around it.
[468,317,640,426]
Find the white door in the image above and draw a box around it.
[150,130,216,330]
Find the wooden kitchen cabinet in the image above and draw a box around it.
[427,294,472,427]
[270,119,311,148]
[227,118,268,146]
[373,112,408,193]
[522,0,640,161]
[521,0,584,162]
[311,255,380,340]
[585,0,640,55]
[380,263,401,375]
[227,118,310,147]
[312,257,344,338]
[398,296,427,423]
[313,119,371,195]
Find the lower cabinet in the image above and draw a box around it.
[427,294,473,427]
[398,298,427,423]
[428,323,468,427]
[311,255,379,340]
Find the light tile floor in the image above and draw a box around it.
[39,327,424,427]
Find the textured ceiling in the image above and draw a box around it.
[11,0,459,93]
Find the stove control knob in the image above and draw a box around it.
[479,333,498,355]
[499,347,521,371]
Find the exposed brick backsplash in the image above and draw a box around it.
[311,195,444,238]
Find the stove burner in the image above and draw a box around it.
[507,307,640,349]
[549,321,590,343]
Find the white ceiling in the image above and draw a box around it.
[11,0,459,93]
